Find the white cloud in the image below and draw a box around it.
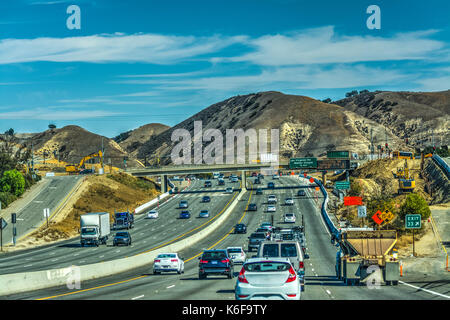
[0,33,247,64]
[0,108,124,120]
[224,27,444,66]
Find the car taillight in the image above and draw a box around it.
[238,267,248,283]
[287,294,297,297]
[238,295,249,298]
[299,261,304,269]
[200,260,208,264]
[285,266,297,283]
[155,259,160,263]
[221,259,230,263]
[171,259,178,262]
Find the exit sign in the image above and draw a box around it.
[327,151,350,159]
[289,158,317,169]
[405,214,421,229]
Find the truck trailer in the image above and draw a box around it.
[80,212,110,247]
[334,229,399,286]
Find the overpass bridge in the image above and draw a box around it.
[126,162,289,193]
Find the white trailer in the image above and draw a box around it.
[80,212,110,247]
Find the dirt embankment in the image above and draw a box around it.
[328,158,447,256]
[6,173,159,251]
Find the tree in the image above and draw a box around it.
[345,90,358,98]
[0,169,25,197]
[322,98,332,103]
[48,123,57,130]
[4,128,14,136]
[399,193,431,220]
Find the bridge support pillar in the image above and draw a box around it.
[241,170,247,191]
[160,174,168,193]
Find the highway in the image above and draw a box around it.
[1,176,449,300]
[0,179,236,274]
[0,175,81,246]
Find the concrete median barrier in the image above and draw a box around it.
[0,189,245,296]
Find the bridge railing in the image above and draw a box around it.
[431,154,450,179]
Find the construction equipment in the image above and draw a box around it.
[66,150,103,174]
[396,159,415,194]
[334,229,399,286]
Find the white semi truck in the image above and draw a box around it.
[80,212,111,247]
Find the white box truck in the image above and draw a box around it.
[80,212,110,247]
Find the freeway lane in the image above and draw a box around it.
[0,175,82,246]
[0,178,236,274]
[2,176,449,300]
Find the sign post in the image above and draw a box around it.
[11,213,16,246]
[405,214,421,257]
[0,218,7,252]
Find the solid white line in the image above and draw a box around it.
[399,281,450,299]
[131,295,144,300]
[326,289,331,295]
[166,285,175,289]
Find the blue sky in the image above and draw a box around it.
[1,0,449,137]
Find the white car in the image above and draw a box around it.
[235,258,301,300]
[146,210,158,219]
[284,198,294,206]
[272,174,280,180]
[225,187,233,193]
[267,205,276,212]
[153,253,184,274]
[267,195,277,204]
[284,213,296,223]
[227,247,246,264]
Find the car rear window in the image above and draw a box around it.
[158,254,176,258]
[286,213,294,217]
[262,244,279,257]
[227,248,242,253]
[281,243,298,257]
[251,233,266,239]
[202,251,227,260]
[244,261,290,272]
[116,232,128,237]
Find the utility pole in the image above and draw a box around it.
[101,137,105,173]
[370,128,374,160]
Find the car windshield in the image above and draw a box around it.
[201,210,208,214]
[251,233,266,239]
[202,251,227,260]
[81,227,97,235]
[244,261,290,272]
[262,244,279,257]
[116,232,128,237]
[158,254,176,259]
[227,248,242,253]
[281,244,298,257]
[286,213,294,217]
[180,201,187,204]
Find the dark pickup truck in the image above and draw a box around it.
[248,232,267,252]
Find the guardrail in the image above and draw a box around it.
[431,154,450,179]
[309,176,339,239]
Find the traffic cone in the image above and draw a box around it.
[400,262,403,277]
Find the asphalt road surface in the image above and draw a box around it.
[1,176,449,300]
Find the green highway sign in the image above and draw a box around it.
[405,214,422,229]
[317,159,350,170]
[335,181,350,190]
[289,157,317,169]
[327,150,350,159]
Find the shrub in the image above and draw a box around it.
[399,193,431,221]
[0,169,25,196]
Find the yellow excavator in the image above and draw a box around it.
[66,151,103,174]
[396,159,415,194]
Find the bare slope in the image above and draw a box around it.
[334,90,450,148]
[136,91,404,164]
[114,123,169,156]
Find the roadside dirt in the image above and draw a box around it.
[2,172,159,252]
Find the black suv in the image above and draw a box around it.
[297,190,306,196]
[198,250,234,279]
[202,196,211,203]
[234,223,247,234]
[256,188,263,195]
[248,203,257,211]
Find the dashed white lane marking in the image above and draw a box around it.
[26,258,32,261]
[99,255,104,258]
[24,264,33,267]
[131,295,144,300]
[312,268,314,272]
[51,259,58,262]
[399,281,450,299]
[79,260,85,263]
[326,290,331,295]
[166,285,175,289]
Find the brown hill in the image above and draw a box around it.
[334,90,450,149]
[114,123,169,156]
[136,91,406,164]
[30,125,139,169]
